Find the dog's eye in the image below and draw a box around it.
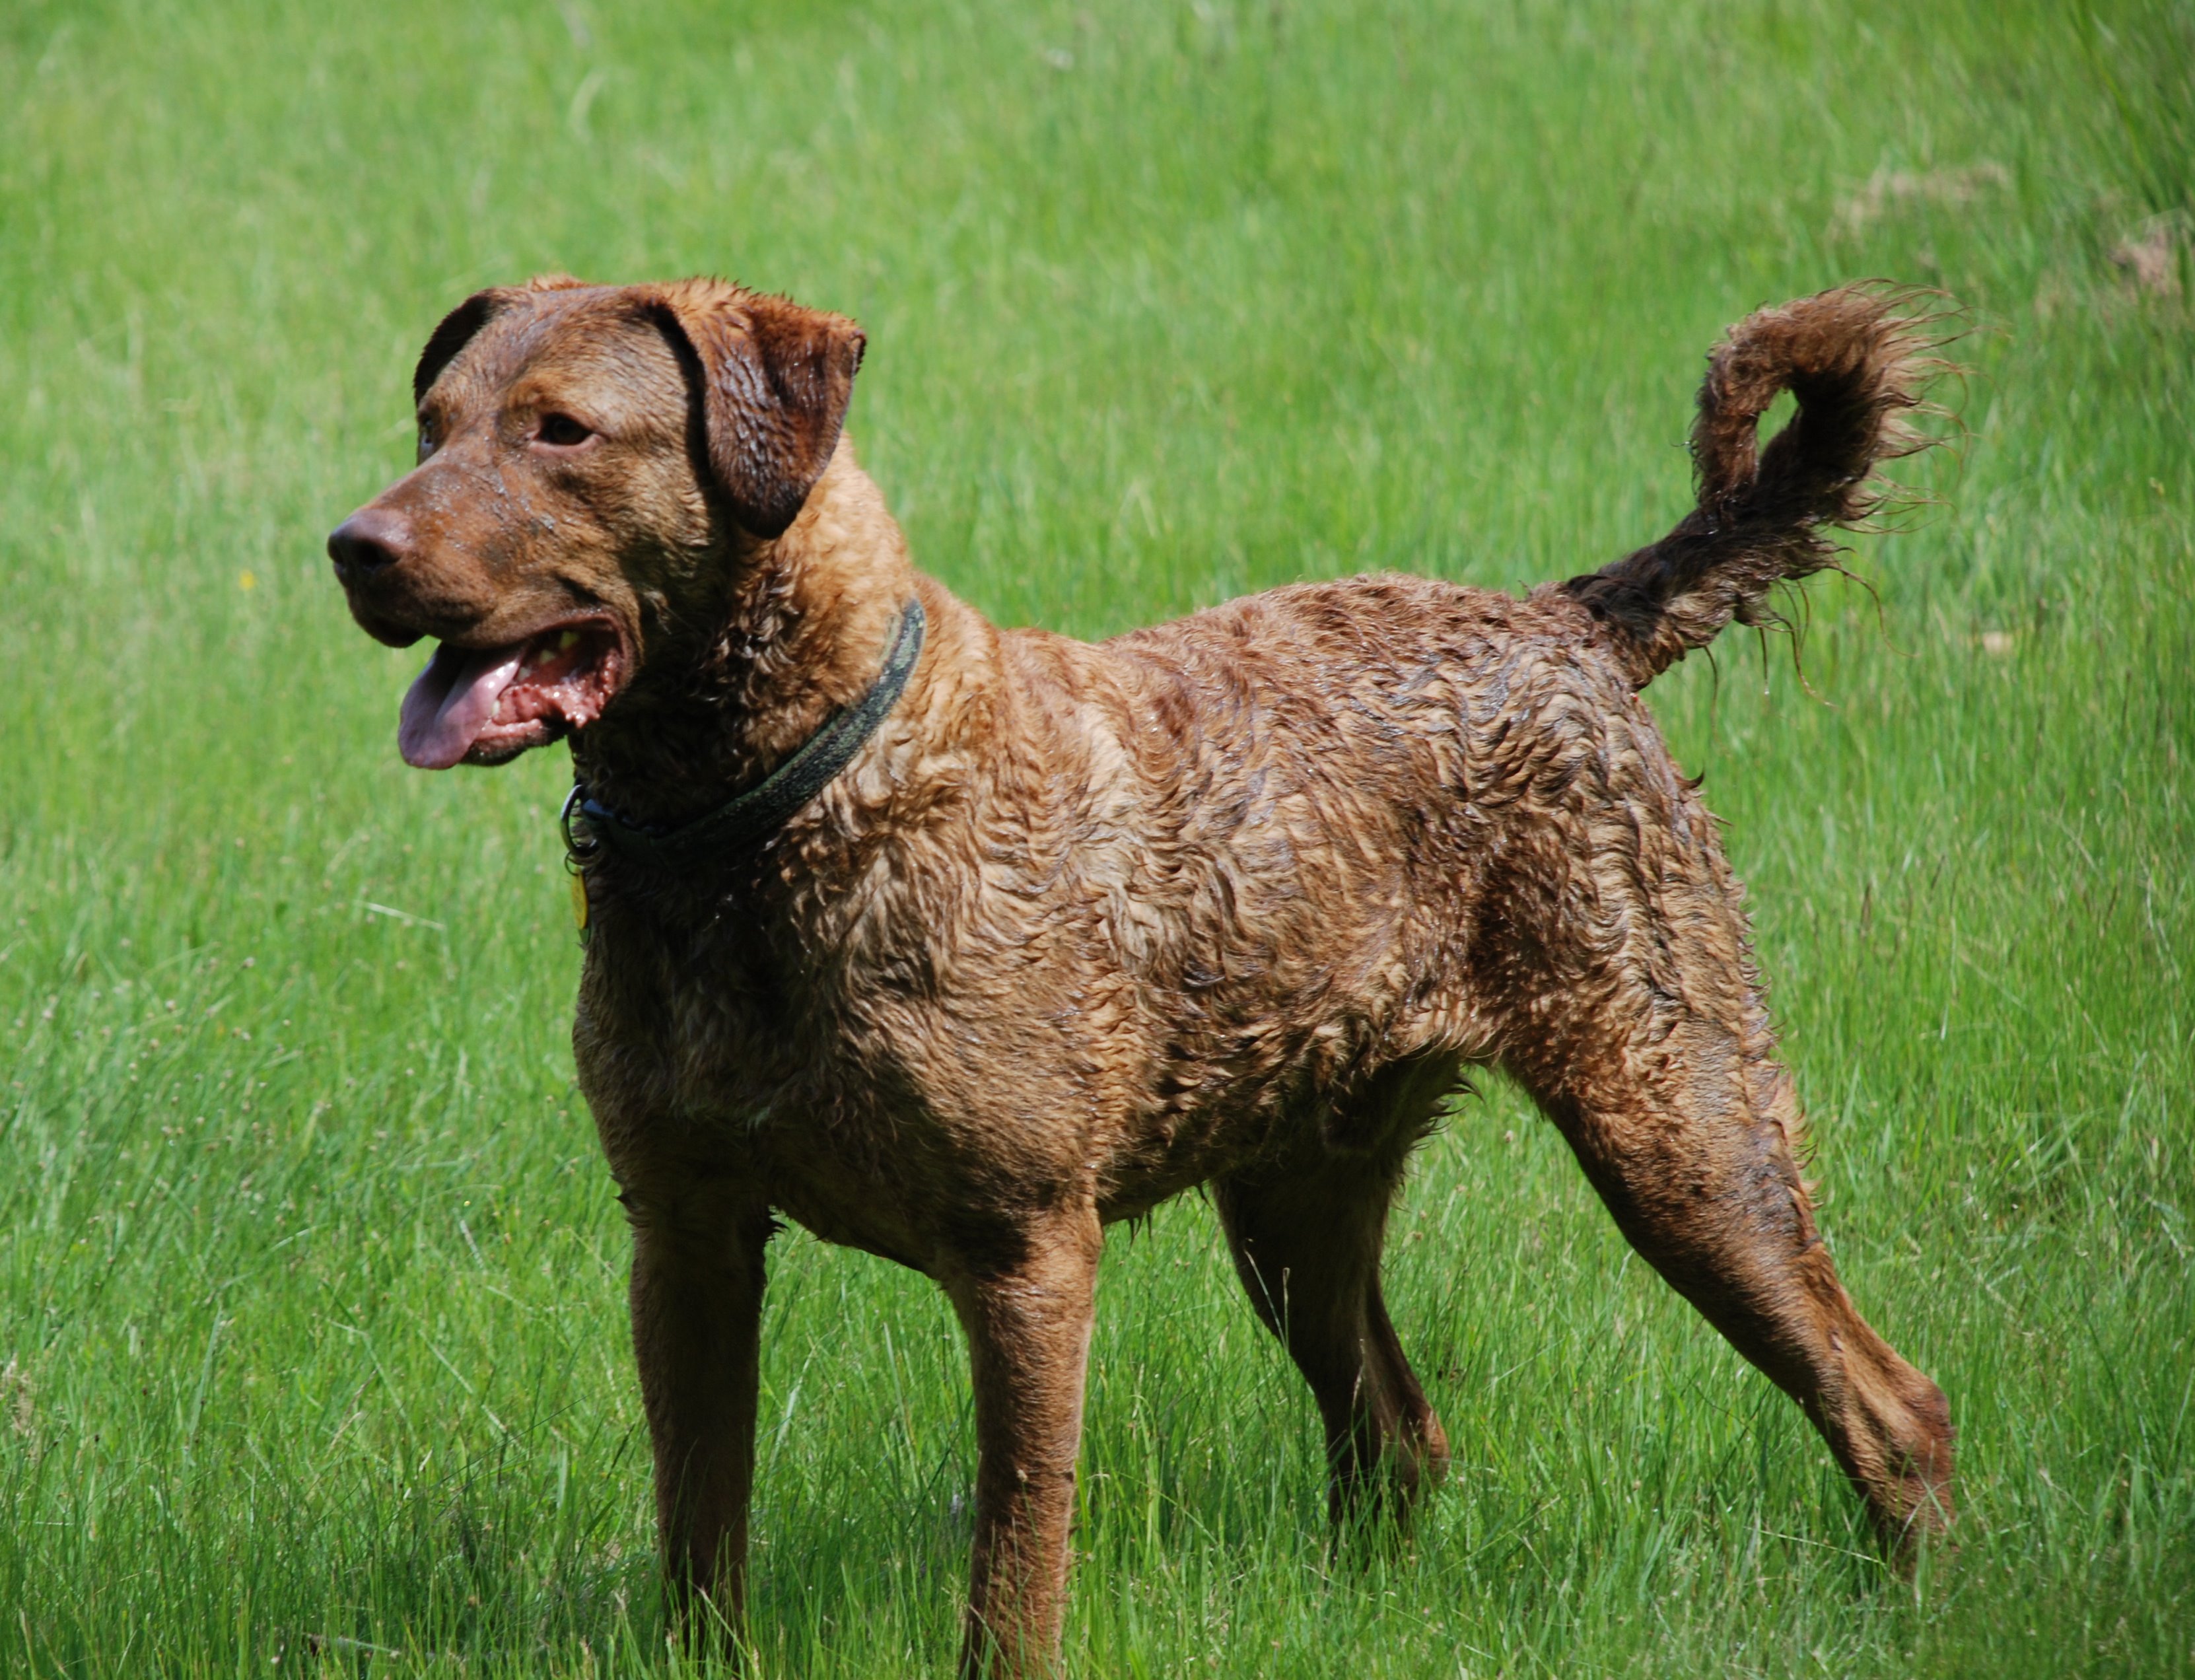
[536,413,593,448]
[417,424,437,460]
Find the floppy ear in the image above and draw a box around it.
[412,276,591,405]
[413,291,505,406]
[646,283,866,540]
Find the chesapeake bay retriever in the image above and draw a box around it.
[328,278,1955,1673]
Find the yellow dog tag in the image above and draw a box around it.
[570,869,589,937]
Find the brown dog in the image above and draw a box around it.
[329,278,1955,1673]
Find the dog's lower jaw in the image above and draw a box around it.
[396,619,628,769]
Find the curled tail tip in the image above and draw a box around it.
[1566,283,1963,687]
[1693,281,1965,514]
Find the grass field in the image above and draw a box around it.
[3,0,2191,1673]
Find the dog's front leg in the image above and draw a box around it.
[624,1183,773,1648]
[944,1205,1102,1678]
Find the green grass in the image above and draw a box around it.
[2,0,2190,1673]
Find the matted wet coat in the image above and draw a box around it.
[328,279,1957,1675]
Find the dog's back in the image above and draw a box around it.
[985,283,1951,1189]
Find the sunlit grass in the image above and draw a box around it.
[1,0,2189,1673]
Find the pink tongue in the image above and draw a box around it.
[399,642,526,769]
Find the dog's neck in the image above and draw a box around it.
[570,444,920,834]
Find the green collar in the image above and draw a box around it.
[563,598,926,876]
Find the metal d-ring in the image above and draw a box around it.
[560,783,603,875]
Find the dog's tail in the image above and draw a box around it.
[1560,284,1953,687]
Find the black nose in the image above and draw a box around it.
[328,507,412,578]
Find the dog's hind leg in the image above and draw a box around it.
[623,1182,774,1644]
[1214,1056,1457,1528]
[1496,898,1954,1548]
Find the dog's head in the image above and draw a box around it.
[328,276,865,769]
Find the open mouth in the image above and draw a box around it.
[398,621,626,769]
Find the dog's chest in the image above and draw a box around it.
[577,889,853,1113]
[571,882,1000,1258]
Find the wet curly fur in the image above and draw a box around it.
[330,280,1957,1675]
